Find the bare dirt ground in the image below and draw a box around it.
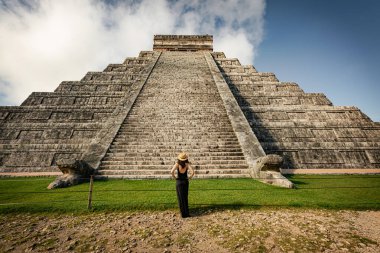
[0,209,379,253]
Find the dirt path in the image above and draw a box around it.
[1,209,379,253]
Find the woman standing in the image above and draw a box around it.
[171,152,195,218]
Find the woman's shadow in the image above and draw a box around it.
[189,203,262,217]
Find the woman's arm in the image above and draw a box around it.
[187,164,195,179]
[170,163,178,179]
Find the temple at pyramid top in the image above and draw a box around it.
[153,35,213,51]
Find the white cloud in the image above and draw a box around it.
[0,0,265,105]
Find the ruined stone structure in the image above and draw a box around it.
[0,35,379,185]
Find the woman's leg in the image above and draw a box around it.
[183,180,189,217]
[176,180,187,217]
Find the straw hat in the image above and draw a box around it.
[177,152,188,161]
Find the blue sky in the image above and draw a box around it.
[256,0,380,121]
[0,0,379,121]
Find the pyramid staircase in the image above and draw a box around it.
[97,51,250,178]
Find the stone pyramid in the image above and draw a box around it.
[0,35,379,184]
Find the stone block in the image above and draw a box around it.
[282,97,301,105]
[139,51,155,58]
[312,94,332,105]
[50,112,72,121]
[366,150,380,163]
[306,111,329,121]
[277,83,303,92]
[271,111,290,120]
[21,96,43,106]
[5,112,27,121]
[42,97,59,105]
[0,111,10,120]
[71,84,97,92]
[70,111,93,120]
[93,112,112,121]
[340,151,369,165]
[363,129,380,138]
[17,130,43,140]
[71,130,96,139]
[73,97,90,105]
[285,111,304,120]
[107,97,122,105]
[335,128,367,138]
[54,82,72,92]
[25,111,52,120]
[3,152,54,167]
[58,97,76,105]
[293,128,314,138]
[297,150,344,164]
[299,97,315,105]
[95,85,109,92]
[211,52,226,58]
[51,153,82,166]
[43,129,72,139]
[311,129,337,140]
[0,129,19,139]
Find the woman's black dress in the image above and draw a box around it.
[176,167,189,218]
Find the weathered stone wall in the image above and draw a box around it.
[212,52,380,169]
[0,51,157,173]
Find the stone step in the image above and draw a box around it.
[114,132,238,136]
[120,119,231,124]
[95,174,251,179]
[114,130,236,134]
[110,143,241,147]
[108,144,242,149]
[100,159,247,165]
[103,154,246,161]
[99,164,247,169]
[110,140,241,144]
[117,128,233,132]
[109,142,242,147]
[113,132,238,137]
[117,122,234,126]
[97,169,249,175]
[132,104,224,107]
[114,133,237,137]
[107,149,244,155]
[105,151,245,157]
[111,139,240,144]
[114,133,238,137]
[115,129,237,133]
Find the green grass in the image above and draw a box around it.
[0,175,379,213]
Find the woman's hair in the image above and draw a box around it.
[178,159,189,168]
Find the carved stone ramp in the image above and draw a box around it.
[205,52,293,188]
[97,51,251,179]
